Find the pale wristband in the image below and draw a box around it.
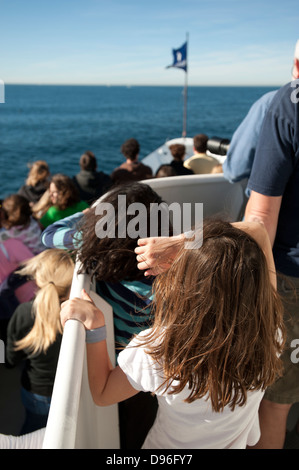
[86,325,107,344]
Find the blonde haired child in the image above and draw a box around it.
[6,249,74,434]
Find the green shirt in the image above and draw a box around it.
[40,200,89,228]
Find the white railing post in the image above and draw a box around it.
[42,261,90,449]
[42,319,86,449]
[42,259,120,449]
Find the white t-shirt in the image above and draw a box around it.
[118,329,264,449]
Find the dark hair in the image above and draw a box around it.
[121,138,140,160]
[51,174,80,211]
[169,144,186,161]
[1,194,32,229]
[141,219,285,412]
[77,182,172,282]
[80,151,97,171]
[155,165,177,178]
[193,134,208,153]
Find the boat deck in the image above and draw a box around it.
[1,358,299,448]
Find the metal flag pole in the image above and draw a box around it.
[166,35,189,137]
[182,33,189,138]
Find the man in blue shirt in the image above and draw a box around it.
[223,40,299,195]
[244,80,299,449]
[223,90,277,192]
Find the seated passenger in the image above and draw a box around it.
[111,138,152,185]
[6,249,74,435]
[184,134,219,174]
[72,151,112,204]
[0,239,36,341]
[0,239,35,301]
[18,160,50,205]
[169,143,194,176]
[39,174,89,228]
[0,194,45,255]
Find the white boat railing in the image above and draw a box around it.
[144,173,246,224]
[42,260,120,449]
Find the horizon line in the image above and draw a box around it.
[3,82,283,88]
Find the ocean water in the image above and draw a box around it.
[0,84,278,199]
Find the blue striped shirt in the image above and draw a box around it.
[41,212,154,349]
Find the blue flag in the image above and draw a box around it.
[166,42,187,72]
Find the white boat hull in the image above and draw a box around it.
[142,137,194,174]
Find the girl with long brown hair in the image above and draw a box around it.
[60,219,285,449]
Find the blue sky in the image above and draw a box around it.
[0,0,298,86]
